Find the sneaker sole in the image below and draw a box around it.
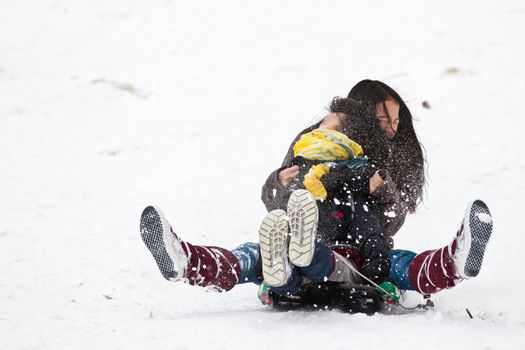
[287,189,319,267]
[259,209,291,287]
[458,200,493,279]
[140,206,187,281]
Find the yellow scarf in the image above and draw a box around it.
[293,129,364,161]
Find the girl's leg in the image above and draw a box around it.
[140,206,241,291]
[231,242,262,285]
[389,249,417,290]
[389,248,452,294]
[407,242,458,295]
[391,200,493,295]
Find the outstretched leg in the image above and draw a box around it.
[260,190,358,294]
[393,200,493,295]
[140,206,241,291]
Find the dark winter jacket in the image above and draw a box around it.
[284,155,391,284]
[261,123,407,240]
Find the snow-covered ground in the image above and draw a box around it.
[1,0,524,348]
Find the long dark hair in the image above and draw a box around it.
[329,80,426,213]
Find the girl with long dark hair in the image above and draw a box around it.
[262,80,426,242]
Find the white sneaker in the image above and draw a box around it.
[259,209,292,287]
[453,200,493,279]
[287,189,319,267]
[140,206,188,282]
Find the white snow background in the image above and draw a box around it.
[1,0,524,349]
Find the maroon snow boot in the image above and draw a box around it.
[407,240,459,295]
[140,206,241,292]
[408,200,493,295]
[181,241,241,291]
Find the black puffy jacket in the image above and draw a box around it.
[286,156,391,284]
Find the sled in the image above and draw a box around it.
[270,282,387,315]
[269,282,435,315]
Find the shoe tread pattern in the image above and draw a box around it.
[259,209,290,287]
[288,190,319,267]
[140,206,178,280]
[465,200,493,278]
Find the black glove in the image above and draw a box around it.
[320,163,377,195]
